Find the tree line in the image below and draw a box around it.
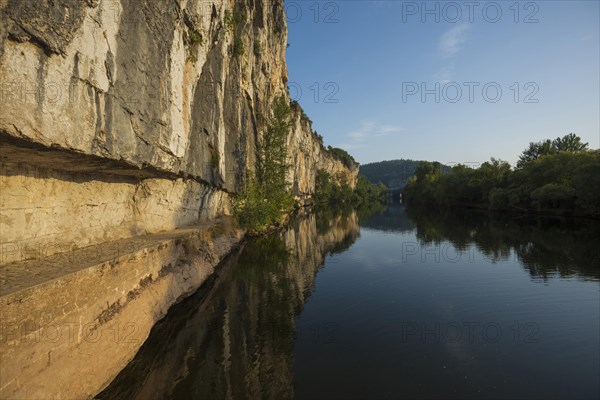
[405,133,600,217]
[360,159,451,190]
[314,170,388,206]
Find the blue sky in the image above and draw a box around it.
[285,0,600,165]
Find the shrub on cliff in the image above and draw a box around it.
[326,146,358,169]
[234,96,294,231]
[233,176,282,231]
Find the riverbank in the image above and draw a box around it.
[406,201,600,221]
[0,217,244,399]
[404,149,600,219]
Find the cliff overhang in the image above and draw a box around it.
[0,1,356,398]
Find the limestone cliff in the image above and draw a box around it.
[0,0,358,264]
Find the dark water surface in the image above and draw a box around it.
[99,206,600,399]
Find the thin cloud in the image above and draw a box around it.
[439,24,469,58]
[580,33,596,41]
[335,142,364,151]
[348,122,402,142]
[433,66,455,84]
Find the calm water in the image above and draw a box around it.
[99,206,600,399]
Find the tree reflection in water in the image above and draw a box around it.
[403,206,600,281]
[98,204,598,400]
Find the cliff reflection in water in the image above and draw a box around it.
[98,209,360,400]
[400,206,600,281]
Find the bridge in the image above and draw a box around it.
[387,188,404,204]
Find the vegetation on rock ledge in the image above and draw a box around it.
[233,96,294,231]
[326,146,358,169]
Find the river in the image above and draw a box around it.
[98,205,600,399]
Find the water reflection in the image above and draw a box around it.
[359,203,415,233]
[292,205,599,399]
[98,206,599,399]
[403,206,600,281]
[98,209,360,400]
[360,204,600,281]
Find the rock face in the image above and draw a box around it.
[0,0,358,264]
[0,1,358,398]
[0,218,246,400]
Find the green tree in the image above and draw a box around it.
[571,151,600,214]
[530,183,576,210]
[326,147,358,169]
[518,133,588,168]
[234,95,294,231]
[414,161,443,183]
[406,142,599,217]
[314,169,333,204]
[552,133,589,153]
[478,158,511,201]
[489,188,509,210]
[314,171,386,206]
[257,95,292,197]
[517,139,556,167]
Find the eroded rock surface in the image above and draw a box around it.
[0,1,357,398]
[0,0,357,264]
[0,218,245,399]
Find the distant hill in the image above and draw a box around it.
[360,159,450,189]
